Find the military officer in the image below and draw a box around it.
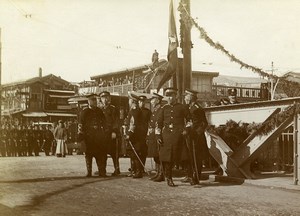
[147,93,165,182]
[0,124,7,157]
[78,93,108,177]
[44,125,54,156]
[99,91,121,176]
[11,125,18,157]
[183,89,209,185]
[138,95,151,170]
[156,87,191,187]
[124,92,145,178]
[16,125,24,156]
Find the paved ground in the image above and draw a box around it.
[0,155,300,216]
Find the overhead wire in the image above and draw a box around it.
[6,0,156,60]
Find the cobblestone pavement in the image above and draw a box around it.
[0,155,300,216]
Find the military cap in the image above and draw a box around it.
[164,87,178,96]
[138,95,147,101]
[99,91,110,97]
[228,88,237,96]
[86,93,98,99]
[149,92,164,100]
[184,89,198,97]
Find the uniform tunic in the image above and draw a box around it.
[101,104,119,154]
[157,103,191,162]
[125,106,144,153]
[147,105,161,157]
[79,107,107,154]
[189,102,209,160]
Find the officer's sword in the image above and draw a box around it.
[127,140,151,175]
[185,136,199,184]
[192,140,200,183]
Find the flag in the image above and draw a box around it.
[156,0,178,92]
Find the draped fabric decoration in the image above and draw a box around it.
[156,0,179,92]
[178,2,274,79]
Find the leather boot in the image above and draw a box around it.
[85,156,92,177]
[153,164,165,182]
[133,161,143,178]
[112,168,120,176]
[167,178,177,187]
[96,155,107,177]
[164,162,176,187]
[149,163,159,180]
[133,171,143,178]
[153,172,165,182]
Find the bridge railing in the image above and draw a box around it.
[212,85,268,100]
[78,83,133,96]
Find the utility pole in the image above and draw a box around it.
[270,62,274,100]
[267,61,278,101]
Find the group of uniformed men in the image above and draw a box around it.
[78,87,209,187]
[0,124,55,157]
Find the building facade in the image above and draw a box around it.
[1,73,76,125]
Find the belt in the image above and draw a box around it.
[163,123,184,129]
[89,126,101,130]
[164,123,174,129]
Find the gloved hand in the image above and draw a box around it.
[157,138,163,147]
[124,135,130,140]
[125,131,134,141]
[111,132,117,139]
[182,130,188,136]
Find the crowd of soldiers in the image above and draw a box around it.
[78,87,209,188]
[0,121,79,158]
[0,124,55,157]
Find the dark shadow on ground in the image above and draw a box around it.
[11,175,127,214]
[0,175,127,184]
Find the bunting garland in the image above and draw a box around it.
[178,3,274,79]
[207,103,300,147]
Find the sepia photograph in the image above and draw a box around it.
[0,0,300,215]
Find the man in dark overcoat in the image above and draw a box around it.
[138,95,151,170]
[183,89,209,185]
[99,91,121,176]
[156,88,191,187]
[124,92,145,178]
[0,124,7,157]
[147,93,164,182]
[78,94,107,177]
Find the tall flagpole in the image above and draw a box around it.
[181,0,192,91]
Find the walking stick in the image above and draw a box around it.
[128,140,151,175]
[192,140,200,183]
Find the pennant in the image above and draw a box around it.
[156,0,178,91]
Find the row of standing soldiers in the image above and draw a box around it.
[0,124,55,157]
[78,88,209,188]
[125,88,209,187]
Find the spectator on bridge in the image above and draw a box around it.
[214,88,239,106]
[98,78,105,87]
[115,78,121,85]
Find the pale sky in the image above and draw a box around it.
[0,0,300,84]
